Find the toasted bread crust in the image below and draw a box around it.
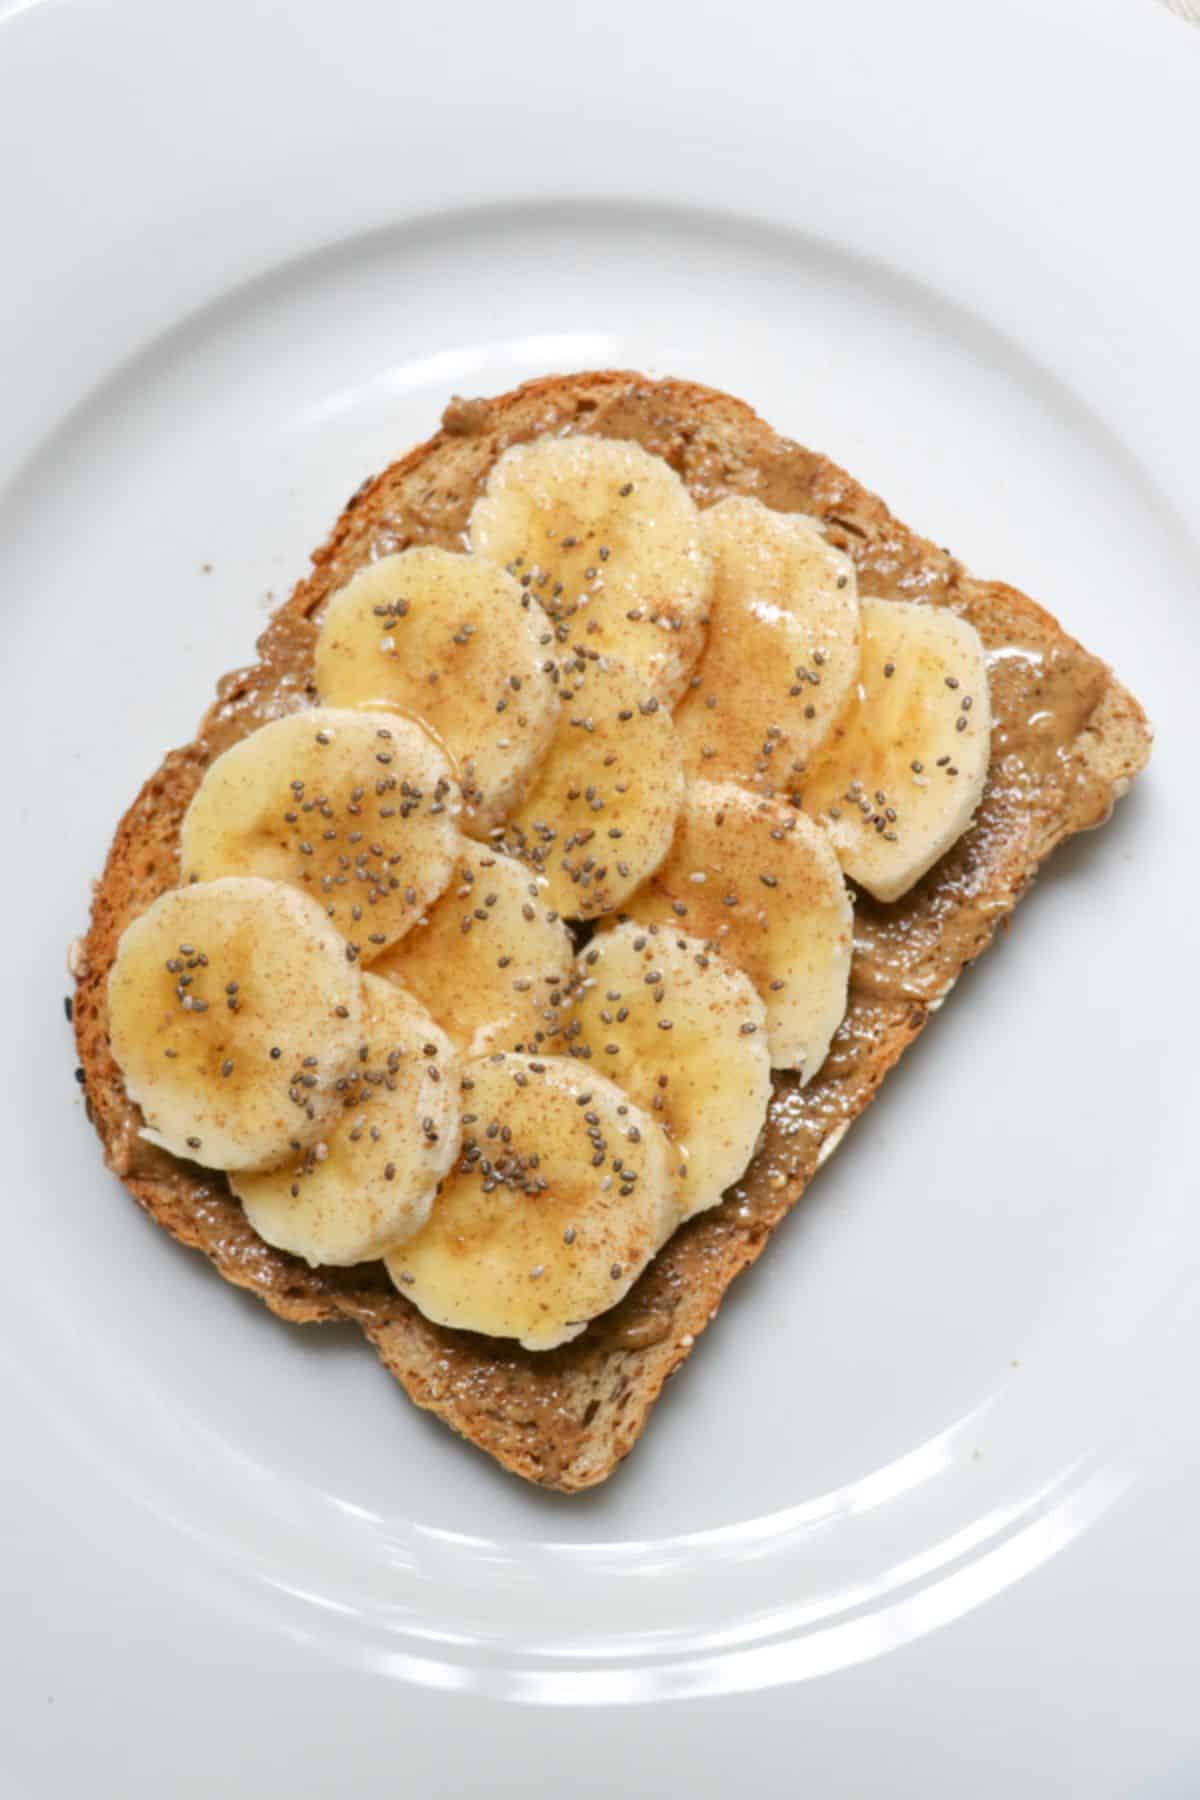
[74,372,1151,1490]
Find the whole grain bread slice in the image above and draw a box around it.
[73,372,1151,1491]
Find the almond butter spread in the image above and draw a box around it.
[81,379,1135,1415]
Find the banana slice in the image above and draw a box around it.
[800,599,991,901]
[468,436,712,704]
[384,1053,676,1350]
[106,876,363,1172]
[626,780,852,1077]
[674,496,859,792]
[179,708,460,959]
[570,922,771,1219]
[231,975,460,1266]
[313,548,560,835]
[372,844,575,1056]
[498,653,685,920]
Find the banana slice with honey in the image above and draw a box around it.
[106,876,363,1171]
[314,548,560,835]
[498,653,685,920]
[626,779,853,1077]
[372,843,575,1056]
[231,974,460,1266]
[385,1053,676,1350]
[800,599,991,900]
[674,496,859,792]
[468,435,712,705]
[180,708,460,959]
[570,921,771,1218]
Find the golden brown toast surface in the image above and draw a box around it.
[74,372,1151,1490]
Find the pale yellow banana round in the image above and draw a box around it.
[468,436,712,705]
[626,780,853,1077]
[231,975,460,1267]
[179,708,460,959]
[800,599,992,901]
[674,496,859,792]
[106,876,363,1172]
[385,1053,676,1350]
[570,921,771,1218]
[313,548,560,835]
[371,843,575,1056]
[498,653,685,920]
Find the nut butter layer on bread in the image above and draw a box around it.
[74,373,1152,1491]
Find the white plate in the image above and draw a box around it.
[2,0,1198,1793]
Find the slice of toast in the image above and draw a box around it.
[73,372,1151,1491]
